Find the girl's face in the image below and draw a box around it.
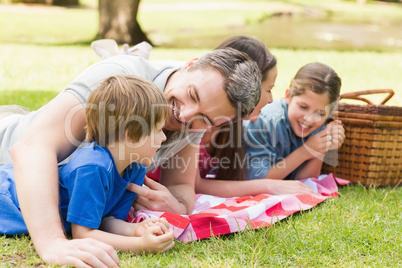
[285,89,331,138]
[245,65,278,122]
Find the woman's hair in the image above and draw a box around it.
[209,36,278,181]
[289,62,342,105]
[85,74,169,146]
[215,35,277,81]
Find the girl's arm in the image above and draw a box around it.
[262,145,313,180]
[71,221,174,254]
[296,157,323,180]
[264,124,333,180]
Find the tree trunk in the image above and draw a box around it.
[98,0,152,45]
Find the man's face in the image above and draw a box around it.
[163,66,237,132]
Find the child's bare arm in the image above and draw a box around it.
[264,124,333,180]
[100,217,170,237]
[71,222,174,254]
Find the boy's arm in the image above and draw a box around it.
[100,216,137,236]
[72,222,175,254]
[100,217,170,237]
[12,92,118,267]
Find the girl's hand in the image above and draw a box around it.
[303,124,333,159]
[327,120,345,150]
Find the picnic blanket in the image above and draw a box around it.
[126,173,349,242]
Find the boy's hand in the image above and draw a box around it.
[327,120,345,150]
[134,218,170,237]
[140,227,175,254]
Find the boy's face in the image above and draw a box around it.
[285,89,331,138]
[163,63,237,132]
[130,121,166,165]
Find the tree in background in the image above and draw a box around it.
[98,0,152,45]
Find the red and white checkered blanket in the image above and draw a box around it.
[126,173,349,242]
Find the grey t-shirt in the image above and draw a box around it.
[0,55,203,170]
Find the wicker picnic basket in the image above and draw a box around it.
[321,89,402,186]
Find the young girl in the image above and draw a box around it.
[243,62,345,180]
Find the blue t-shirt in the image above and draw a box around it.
[242,99,323,180]
[0,142,145,235]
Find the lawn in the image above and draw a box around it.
[0,0,401,267]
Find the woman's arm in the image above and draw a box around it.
[195,172,318,196]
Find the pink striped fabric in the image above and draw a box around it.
[126,173,349,242]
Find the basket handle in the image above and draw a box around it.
[339,89,394,105]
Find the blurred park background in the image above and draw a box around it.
[0,0,401,107]
[1,1,401,267]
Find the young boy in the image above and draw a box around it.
[0,74,174,254]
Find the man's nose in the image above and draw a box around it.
[179,106,197,123]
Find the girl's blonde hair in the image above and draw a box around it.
[85,74,169,146]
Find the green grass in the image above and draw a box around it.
[0,1,401,267]
[1,184,401,267]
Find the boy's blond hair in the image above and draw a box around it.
[85,74,169,146]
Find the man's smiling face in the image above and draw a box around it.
[163,66,237,132]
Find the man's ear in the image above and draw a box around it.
[285,88,291,104]
[182,58,199,70]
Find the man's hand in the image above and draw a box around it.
[39,237,119,268]
[127,176,185,213]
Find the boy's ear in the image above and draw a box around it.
[125,129,133,145]
[285,88,291,104]
[182,58,199,70]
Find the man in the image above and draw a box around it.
[0,48,261,267]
